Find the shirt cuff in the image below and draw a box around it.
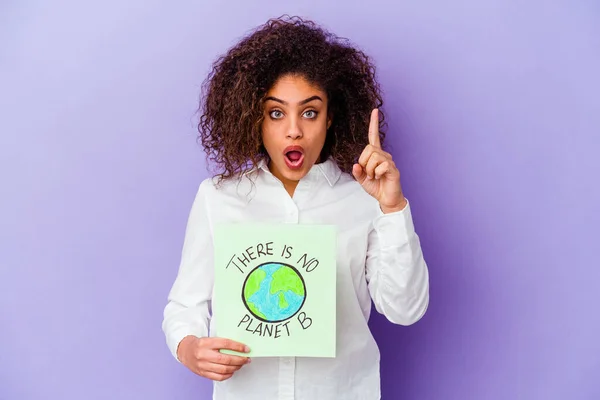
[373,198,416,248]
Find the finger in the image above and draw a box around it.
[374,160,393,179]
[368,108,381,148]
[200,371,234,382]
[206,350,250,366]
[358,144,377,168]
[352,163,367,184]
[204,337,250,353]
[358,145,373,168]
[358,146,391,168]
[365,152,387,179]
[202,362,245,375]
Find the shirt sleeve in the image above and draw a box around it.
[162,179,214,361]
[365,198,430,325]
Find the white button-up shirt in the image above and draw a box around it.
[162,158,430,400]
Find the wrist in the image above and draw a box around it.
[177,335,197,361]
[380,197,407,214]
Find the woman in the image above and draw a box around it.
[162,15,429,400]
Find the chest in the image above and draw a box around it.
[207,182,376,279]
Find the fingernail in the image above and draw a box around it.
[244,346,250,353]
[246,358,252,364]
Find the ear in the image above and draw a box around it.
[327,112,333,130]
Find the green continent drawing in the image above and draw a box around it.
[242,262,306,323]
[243,268,267,320]
[271,265,305,297]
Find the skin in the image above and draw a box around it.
[178,74,407,382]
[261,74,332,197]
[262,74,407,213]
[177,336,250,382]
[352,107,408,213]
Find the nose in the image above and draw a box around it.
[286,116,303,140]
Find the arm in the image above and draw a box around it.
[352,108,429,325]
[365,199,430,325]
[162,180,250,381]
[162,180,214,361]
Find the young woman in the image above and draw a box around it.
[162,16,429,400]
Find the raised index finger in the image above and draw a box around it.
[368,108,381,148]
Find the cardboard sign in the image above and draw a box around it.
[213,224,336,357]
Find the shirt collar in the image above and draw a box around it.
[255,157,342,187]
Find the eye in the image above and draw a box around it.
[269,110,284,119]
[303,110,318,119]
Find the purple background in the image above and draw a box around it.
[1,1,599,399]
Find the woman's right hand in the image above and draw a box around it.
[176,335,251,381]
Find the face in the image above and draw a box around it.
[261,74,331,187]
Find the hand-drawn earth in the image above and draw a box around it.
[242,262,306,323]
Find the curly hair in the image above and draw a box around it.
[198,15,386,182]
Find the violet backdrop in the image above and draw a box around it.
[1,0,599,399]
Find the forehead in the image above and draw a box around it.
[266,74,326,101]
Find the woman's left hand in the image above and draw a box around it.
[352,109,407,214]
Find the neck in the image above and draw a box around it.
[283,180,298,198]
[268,161,299,198]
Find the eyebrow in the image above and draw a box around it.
[264,95,323,106]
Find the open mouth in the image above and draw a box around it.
[283,146,305,170]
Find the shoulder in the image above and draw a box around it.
[195,171,259,201]
[193,177,216,200]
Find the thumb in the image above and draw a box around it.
[352,163,367,184]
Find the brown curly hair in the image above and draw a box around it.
[198,15,386,182]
